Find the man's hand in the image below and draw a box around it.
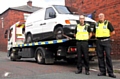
[74,34,76,37]
[110,31,115,36]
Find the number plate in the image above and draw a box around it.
[89,48,95,52]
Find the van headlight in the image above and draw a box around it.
[65,20,77,25]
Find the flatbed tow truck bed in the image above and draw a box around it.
[8,38,96,64]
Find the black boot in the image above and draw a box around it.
[98,72,106,76]
[85,71,90,75]
[108,73,116,78]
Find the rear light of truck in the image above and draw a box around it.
[70,48,76,52]
[68,47,76,53]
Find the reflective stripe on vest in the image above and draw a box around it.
[76,24,89,40]
[96,20,110,37]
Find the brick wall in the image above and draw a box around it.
[0,10,30,52]
[65,0,120,58]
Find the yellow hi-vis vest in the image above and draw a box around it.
[96,20,110,37]
[76,24,89,40]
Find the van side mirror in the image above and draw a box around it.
[72,12,78,15]
[49,12,56,18]
[4,30,8,38]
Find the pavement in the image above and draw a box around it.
[1,51,120,73]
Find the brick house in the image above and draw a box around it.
[0,1,41,51]
[65,0,120,58]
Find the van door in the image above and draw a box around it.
[42,7,57,36]
[31,11,43,36]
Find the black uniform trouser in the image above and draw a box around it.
[76,41,89,71]
[96,39,113,74]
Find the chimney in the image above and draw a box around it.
[27,0,32,6]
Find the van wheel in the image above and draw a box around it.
[35,47,45,64]
[54,27,64,39]
[26,34,32,43]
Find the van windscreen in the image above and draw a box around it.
[53,5,72,14]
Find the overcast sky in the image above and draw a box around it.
[0,0,65,14]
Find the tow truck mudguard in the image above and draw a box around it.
[44,49,54,64]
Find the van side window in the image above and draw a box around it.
[45,7,56,20]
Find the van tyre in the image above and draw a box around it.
[26,34,32,43]
[54,27,64,39]
[35,47,45,64]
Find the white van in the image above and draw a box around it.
[25,5,95,42]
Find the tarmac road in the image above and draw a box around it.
[0,52,120,79]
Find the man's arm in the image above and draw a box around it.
[87,25,93,39]
[74,26,77,37]
[89,32,92,39]
[108,22,115,36]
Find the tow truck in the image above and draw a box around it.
[5,21,96,64]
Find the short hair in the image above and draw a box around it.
[79,15,85,19]
[98,13,105,17]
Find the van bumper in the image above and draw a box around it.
[63,25,76,37]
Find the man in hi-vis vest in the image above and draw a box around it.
[74,15,92,75]
[94,13,116,78]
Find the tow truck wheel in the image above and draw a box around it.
[26,34,32,43]
[54,27,64,39]
[35,48,45,64]
[10,51,17,61]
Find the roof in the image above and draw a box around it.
[10,5,42,13]
[0,5,42,15]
